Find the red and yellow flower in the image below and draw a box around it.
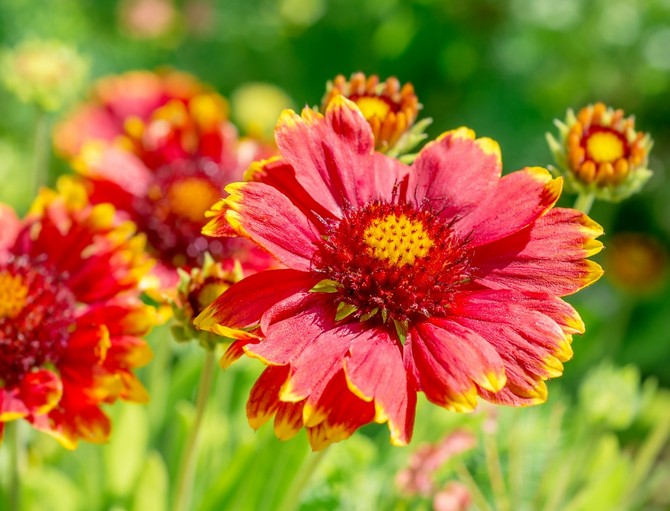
[322,72,428,156]
[196,97,603,450]
[0,178,157,448]
[54,70,274,287]
[547,102,653,202]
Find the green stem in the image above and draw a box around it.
[276,448,328,511]
[483,430,510,511]
[32,108,50,195]
[173,348,216,511]
[573,192,595,215]
[6,421,21,511]
[454,461,494,511]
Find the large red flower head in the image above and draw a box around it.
[196,98,603,450]
[54,70,273,286]
[0,178,157,449]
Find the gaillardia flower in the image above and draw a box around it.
[0,178,156,448]
[546,102,653,202]
[196,97,603,450]
[322,72,429,157]
[55,70,273,286]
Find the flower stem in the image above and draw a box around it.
[277,448,328,511]
[32,107,50,196]
[483,429,510,511]
[454,461,494,511]
[6,421,21,511]
[573,192,595,215]
[173,348,216,511]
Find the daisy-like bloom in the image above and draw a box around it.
[322,72,428,156]
[196,97,603,450]
[546,102,653,202]
[0,178,157,448]
[605,232,668,295]
[55,70,273,286]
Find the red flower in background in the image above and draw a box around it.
[196,97,603,450]
[0,178,157,448]
[54,70,274,287]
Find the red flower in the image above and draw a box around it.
[0,178,157,448]
[196,97,603,450]
[54,70,273,287]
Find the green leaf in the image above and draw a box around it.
[393,318,408,344]
[131,452,169,511]
[359,308,379,322]
[309,279,340,293]
[335,302,358,321]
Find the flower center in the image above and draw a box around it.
[0,270,29,319]
[313,202,472,326]
[167,177,221,222]
[353,96,393,121]
[363,213,434,266]
[0,258,77,387]
[585,130,625,163]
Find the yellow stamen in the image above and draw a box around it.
[363,214,434,267]
[354,96,391,121]
[167,178,221,223]
[0,271,29,319]
[586,131,624,163]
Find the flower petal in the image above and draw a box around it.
[343,328,416,445]
[473,207,604,295]
[195,269,319,338]
[0,204,20,263]
[452,289,579,405]
[409,320,506,412]
[409,129,501,217]
[20,369,63,416]
[456,167,563,245]
[204,181,320,270]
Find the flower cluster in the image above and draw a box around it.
[196,96,603,449]
[0,178,157,448]
[54,69,273,288]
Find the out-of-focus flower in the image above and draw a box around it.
[171,253,243,349]
[605,232,668,295]
[0,39,88,112]
[55,70,274,288]
[322,72,429,156]
[0,177,157,448]
[231,82,293,142]
[433,482,472,511]
[195,97,603,450]
[396,430,476,496]
[547,102,653,202]
[118,0,178,40]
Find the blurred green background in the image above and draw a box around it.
[1,1,669,510]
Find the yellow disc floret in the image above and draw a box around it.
[586,131,624,163]
[167,177,221,223]
[355,96,392,121]
[363,214,434,267]
[0,270,29,319]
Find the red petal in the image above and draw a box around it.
[473,207,604,295]
[409,131,501,219]
[343,328,416,445]
[20,370,63,416]
[457,167,562,245]
[206,182,320,271]
[410,320,506,412]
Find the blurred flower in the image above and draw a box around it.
[55,70,274,288]
[118,0,178,40]
[433,482,472,511]
[231,82,293,141]
[0,178,157,448]
[195,97,603,450]
[396,429,476,496]
[605,232,668,295]
[171,253,243,349]
[0,39,88,112]
[322,72,429,156]
[547,102,653,202]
